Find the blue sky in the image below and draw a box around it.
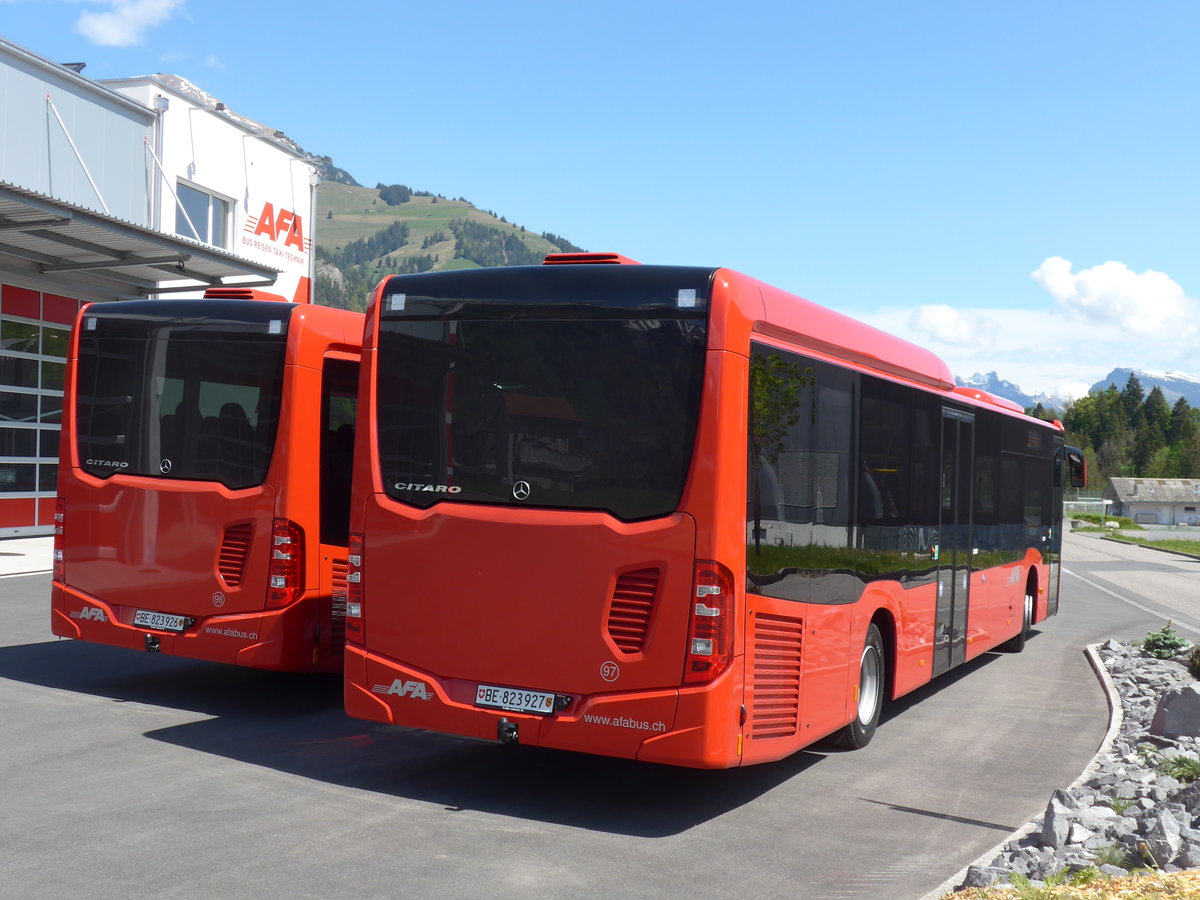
[3,0,1198,400]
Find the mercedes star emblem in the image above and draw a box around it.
[159,458,173,474]
[512,480,531,501]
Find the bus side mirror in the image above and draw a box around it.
[1066,446,1087,489]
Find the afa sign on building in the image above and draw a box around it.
[105,73,318,304]
[243,201,311,267]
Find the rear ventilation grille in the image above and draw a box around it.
[607,568,659,653]
[217,523,253,587]
[329,556,348,655]
[749,613,804,739]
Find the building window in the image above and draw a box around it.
[0,314,67,501]
[176,182,230,248]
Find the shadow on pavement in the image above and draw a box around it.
[0,637,823,837]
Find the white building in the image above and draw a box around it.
[0,37,319,535]
[1103,478,1200,526]
[103,73,318,303]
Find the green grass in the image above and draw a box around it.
[440,257,482,270]
[1106,535,1200,556]
[1069,513,1142,529]
[315,182,567,272]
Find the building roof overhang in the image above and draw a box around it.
[0,180,280,301]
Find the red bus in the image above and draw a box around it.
[343,254,1086,767]
[51,291,362,672]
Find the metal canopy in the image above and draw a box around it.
[0,181,280,300]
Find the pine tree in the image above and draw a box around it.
[1132,386,1172,473]
[1119,374,1144,430]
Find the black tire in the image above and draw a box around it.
[836,623,885,749]
[999,590,1033,653]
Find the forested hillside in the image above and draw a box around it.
[313,177,582,311]
[1063,373,1200,490]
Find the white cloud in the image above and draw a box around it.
[1031,256,1198,338]
[74,0,184,48]
[857,259,1200,400]
[858,303,1192,402]
[909,304,997,347]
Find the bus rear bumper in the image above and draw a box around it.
[343,644,744,768]
[50,580,328,671]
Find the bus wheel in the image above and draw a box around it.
[999,592,1033,653]
[837,623,885,750]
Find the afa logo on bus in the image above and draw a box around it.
[371,679,432,700]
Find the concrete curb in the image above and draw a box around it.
[916,642,1121,899]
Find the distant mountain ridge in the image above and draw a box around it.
[307,157,584,310]
[955,372,1058,412]
[954,368,1200,414]
[1089,368,1200,408]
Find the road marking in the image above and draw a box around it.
[1062,566,1200,635]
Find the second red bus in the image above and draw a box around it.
[51,291,362,672]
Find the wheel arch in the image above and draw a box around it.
[1027,566,1040,624]
[868,605,898,702]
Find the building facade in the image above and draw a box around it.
[1,37,318,535]
[1103,478,1200,526]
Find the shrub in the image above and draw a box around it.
[1189,645,1200,680]
[1142,621,1190,659]
[1137,742,1200,784]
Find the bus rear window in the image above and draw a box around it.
[375,266,711,521]
[75,301,290,490]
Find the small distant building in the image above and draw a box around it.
[1103,478,1200,526]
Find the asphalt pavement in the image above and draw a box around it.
[0,535,51,577]
[0,530,1191,899]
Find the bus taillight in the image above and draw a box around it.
[683,561,735,684]
[346,533,363,620]
[267,518,305,607]
[52,498,65,581]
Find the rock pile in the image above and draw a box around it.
[960,639,1200,890]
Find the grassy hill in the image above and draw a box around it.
[313,179,582,310]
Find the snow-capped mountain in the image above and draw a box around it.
[955,368,1200,413]
[955,372,1059,411]
[1088,368,1200,407]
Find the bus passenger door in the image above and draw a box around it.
[934,409,974,676]
[1047,435,1065,617]
[317,356,359,667]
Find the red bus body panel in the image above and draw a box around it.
[359,502,697,692]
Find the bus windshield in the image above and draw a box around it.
[75,300,291,490]
[375,266,713,521]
